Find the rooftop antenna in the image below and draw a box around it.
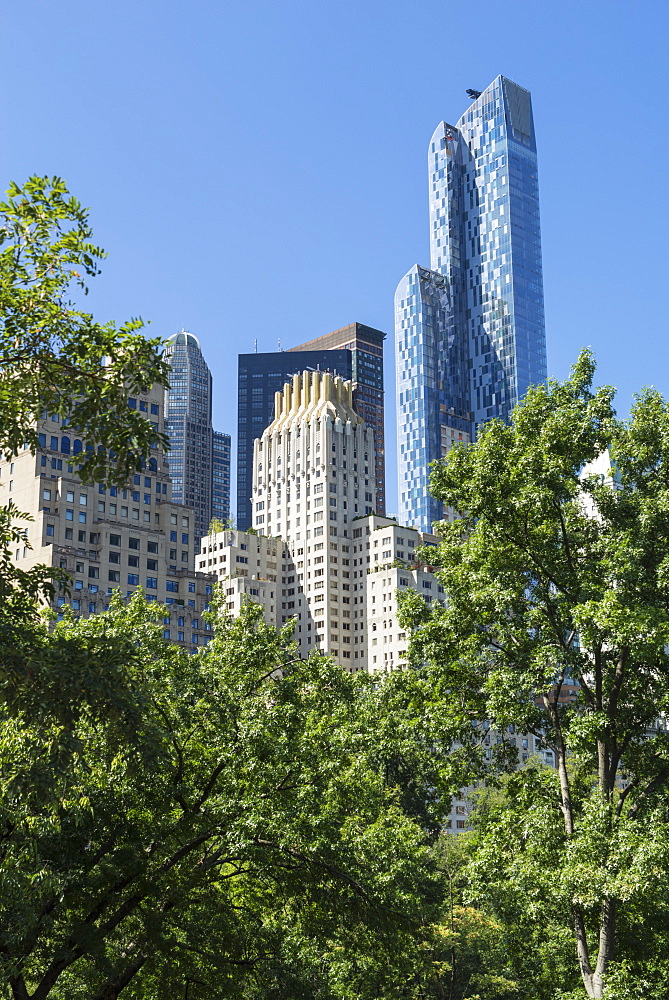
[254,338,257,353]
[277,338,282,352]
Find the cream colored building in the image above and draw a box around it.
[198,528,284,625]
[200,372,445,672]
[246,370,376,668]
[357,514,443,673]
[2,384,215,650]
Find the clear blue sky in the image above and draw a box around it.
[3,0,667,511]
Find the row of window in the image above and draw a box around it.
[127,399,160,415]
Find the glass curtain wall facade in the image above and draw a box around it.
[396,266,470,533]
[212,431,231,526]
[164,332,214,547]
[396,76,547,532]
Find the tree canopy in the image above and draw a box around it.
[400,351,669,999]
[0,176,168,484]
[0,595,483,1000]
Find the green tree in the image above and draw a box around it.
[0,595,475,1000]
[400,352,669,998]
[0,176,168,485]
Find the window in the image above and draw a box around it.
[88,567,99,579]
[109,552,120,564]
[108,571,120,583]
[66,491,74,502]
[78,512,86,523]
[147,541,158,553]
[146,577,158,589]
[127,574,139,586]
[128,555,139,567]
[129,537,140,550]
[181,533,189,545]
[166,580,179,593]
[65,509,74,521]
[79,494,87,505]
[188,582,195,593]
[46,523,55,537]
[110,534,121,546]
[42,489,52,501]
[170,531,177,542]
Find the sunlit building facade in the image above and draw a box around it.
[164,332,214,546]
[396,76,547,531]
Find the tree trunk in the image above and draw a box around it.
[89,955,146,1000]
[9,977,29,1000]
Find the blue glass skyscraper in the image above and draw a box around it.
[396,76,547,532]
[164,332,214,547]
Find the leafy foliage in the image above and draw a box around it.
[0,176,168,484]
[0,595,477,1000]
[400,351,669,998]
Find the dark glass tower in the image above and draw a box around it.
[164,331,213,546]
[396,76,547,532]
[236,349,352,531]
[212,430,231,525]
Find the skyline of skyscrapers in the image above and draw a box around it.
[396,75,547,532]
[161,76,547,538]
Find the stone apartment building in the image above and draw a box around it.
[3,383,215,650]
[198,528,285,626]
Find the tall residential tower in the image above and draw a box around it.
[396,76,547,531]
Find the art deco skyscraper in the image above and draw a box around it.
[289,324,386,516]
[237,348,352,531]
[396,76,547,532]
[237,322,385,531]
[251,370,376,666]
